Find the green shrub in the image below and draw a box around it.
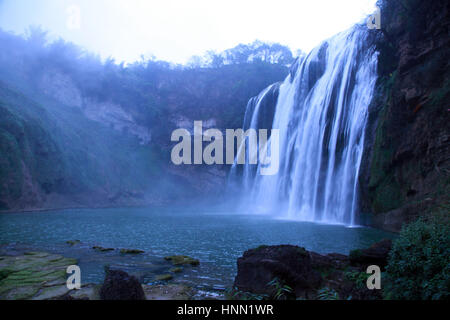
[345,270,371,290]
[224,287,268,300]
[317,287,339,300]
[267,277,294,300]
[384,213,450,300]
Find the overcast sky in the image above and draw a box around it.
[0,0,378,64]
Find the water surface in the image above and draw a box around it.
[0,206,394,293]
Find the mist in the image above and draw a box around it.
[0,25,298,210]
[0,0,378,64]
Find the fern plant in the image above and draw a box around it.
[267,277,293,300]
[317,287,340,300]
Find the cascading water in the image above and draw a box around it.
[229,25,378,226]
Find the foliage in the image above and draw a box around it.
[267,277,294,300]
[384,212,450,300]
[317,287,340,300]
[224,287,268,301]
[368,71,407,213]
[345,270,371,290]
[204,40,294,67]
[224,277,295,300]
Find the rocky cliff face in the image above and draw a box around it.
[0,31,290,211]
[0,81,166,211]
[40,70,151,145]
[360,0,450,231]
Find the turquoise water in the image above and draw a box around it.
[0,206,394,293]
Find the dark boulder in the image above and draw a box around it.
[234,245,322,299]
[349,239,392,269]
[310,251,350,273]
[100,269,146,300]
[233,241,395,300]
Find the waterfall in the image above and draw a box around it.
[229,25,378,226]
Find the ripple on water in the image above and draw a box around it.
[0,207,395,290]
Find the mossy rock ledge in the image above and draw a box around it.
[169,267,183,273]
[119,249,145,254]
[164,255,200,266]
[155,274,173,281]
[0,251,80,300]
[92,246,115,252]
[66,240,81,246]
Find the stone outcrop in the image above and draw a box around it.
[164,255,200,266]
[40,70,151,145]
[349,239,392,270]
[0,249,199,300]
[142,284,194,300]
[99,269,146,300]
[359,0,450,231]
[0,252,78,300]
[234,245,322,299]
[233,241,392,300]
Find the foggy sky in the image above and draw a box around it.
[0,0,378,64]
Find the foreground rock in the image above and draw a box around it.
[66,240,81,246]
[0,252,78,300]
[58,284,100,300]
[0,250,199,300]
[233,241,392,300]
[234,245,321,299]
[119,248,145,254]
[164,255,200,266]
[92,246,114,252]
[99,269,146,300]
[349,239,392,270]
[155,274,173,281]
[143,284,194,300]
